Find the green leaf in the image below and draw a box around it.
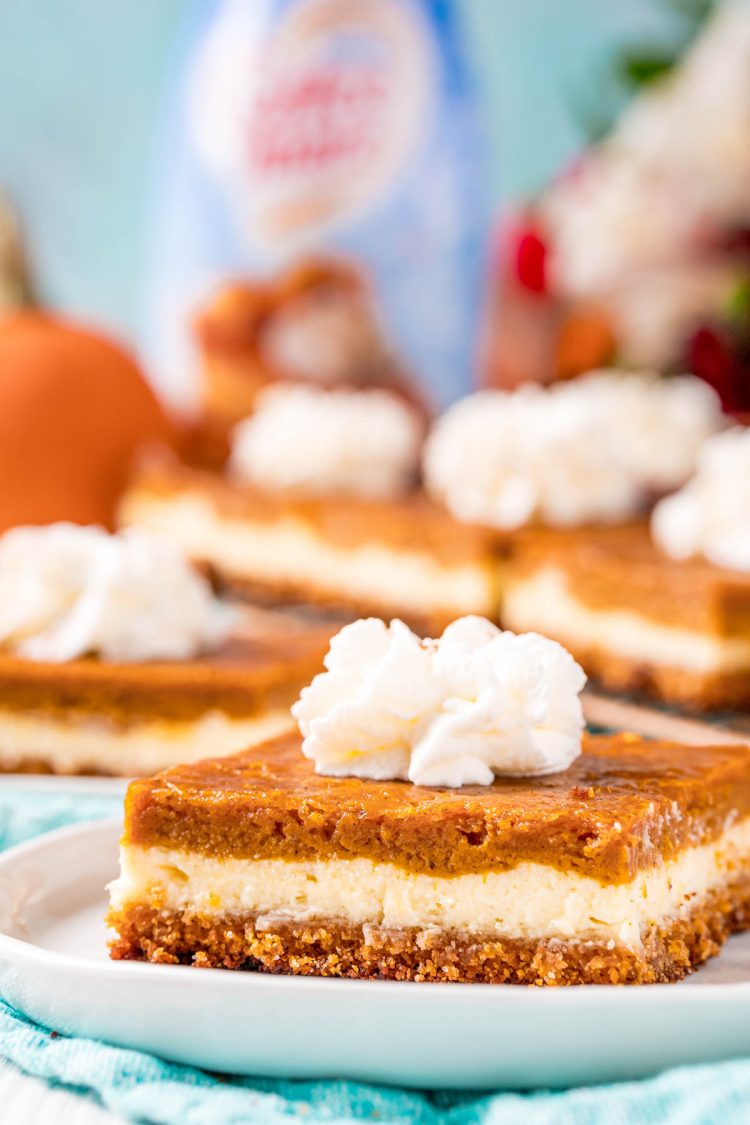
[619,52,677,88]
[725,276,750,327]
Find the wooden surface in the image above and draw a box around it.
[0,1058,121,1124]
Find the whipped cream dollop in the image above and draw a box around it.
[423,384,638,529]
[0,524,234,663]
[423,373,722,530]
[651,427,750,571]
[230,385,421,498]
[573,370,724,493]
[292,616,586,787]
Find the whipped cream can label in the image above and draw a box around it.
[144,0,491,410]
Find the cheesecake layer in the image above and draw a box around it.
[504,567,750,674]
[110,813,750,951]
[504,567,750,710]
[123,460,496,561]
[109,877,750,983]
[123,733,750,882]
[0,707,293,776]
[121,489,498,623]
[510,523,750,637]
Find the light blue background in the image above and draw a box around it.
[0,1,687,346]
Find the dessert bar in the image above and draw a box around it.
[109,731,750,984]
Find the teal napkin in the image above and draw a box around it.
[2,788,750,1125]
[0,789,120,849]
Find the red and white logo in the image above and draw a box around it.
[190,0,433,253]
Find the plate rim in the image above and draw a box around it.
[0,776,129,794]
[2,818,750,1007]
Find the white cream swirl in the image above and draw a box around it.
[423,385,640,529]
[292,616,586,787]
[423,373,722,529]
[651,427,750,572]
[0,523,234,663]
[230,385,421,498]
[574,370,723,493]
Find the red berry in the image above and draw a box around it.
[723,227,750,257]
[515,227,548,294]
[688,325,750,414]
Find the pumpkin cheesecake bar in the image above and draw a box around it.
[503,428,750,711]
[0,523,332,776]
[502,524,750,711]
[108,730,750,984]
[109,615,750,984]
[0,610,332,776]
[119,458,502,634]
[121,375,722,635]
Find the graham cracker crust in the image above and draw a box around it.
[108,875,750,985]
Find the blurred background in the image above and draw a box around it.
[0,0,709,339]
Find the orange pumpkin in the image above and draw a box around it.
[0,312,173,531]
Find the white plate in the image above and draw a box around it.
[0,775,128,795]
[3,822,750,1091]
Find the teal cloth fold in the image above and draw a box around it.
[2,789,750,1125]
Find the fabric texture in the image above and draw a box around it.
[1,788,748,1125]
